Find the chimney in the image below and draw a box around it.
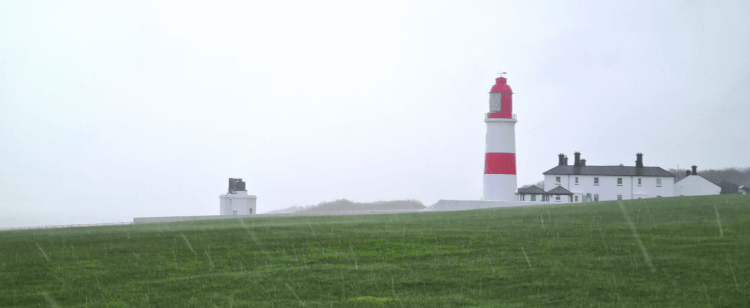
[227,178,247,194]
[692,165,697,175]
[636,153,644,168]
[558,153,565,166]
[574,152,581,167]
[228,178,237,194]
[235,179,246,191]
[580,159,586,166]
[686,170,691,176]
[564,155,569,166]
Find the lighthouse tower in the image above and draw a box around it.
[483,76,517,200]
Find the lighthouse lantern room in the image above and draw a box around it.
[483,76,518,200]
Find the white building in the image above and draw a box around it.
[517,185,575,203]
[674,166,721,196]
[219,178,257,215]
[517,185,545,202]
[539,152,675,202]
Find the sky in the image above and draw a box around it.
[1,0,748,227]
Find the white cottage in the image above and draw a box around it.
[540,152,675,202]
[517,185,546,201]
[673,166,721,196]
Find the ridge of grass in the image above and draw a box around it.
[1,195,749,307]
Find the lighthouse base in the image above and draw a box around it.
[483,174,517,201]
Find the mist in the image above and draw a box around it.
[1,0,748,227]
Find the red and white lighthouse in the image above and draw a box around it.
[483,76,517,200]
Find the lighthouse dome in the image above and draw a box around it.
[490,77,512,93]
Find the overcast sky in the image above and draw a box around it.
[1,0,748,227]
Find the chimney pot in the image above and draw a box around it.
[574,152,581,167]
[686,170,691,176]
[692,165,697,175]
[636,153,644,168]
[558,153,565,166]
[564,155,569,166]
[580,159,586,166]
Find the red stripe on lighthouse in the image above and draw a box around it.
[484,153,516,174]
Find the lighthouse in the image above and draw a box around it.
[482,76,517,200]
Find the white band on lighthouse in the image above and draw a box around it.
[483,174,517,200]
[485,118,517,153]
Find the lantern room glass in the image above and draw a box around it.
[489,92,502,112]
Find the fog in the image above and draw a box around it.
[1,0,748,227]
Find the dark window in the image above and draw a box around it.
[617,178,622,185]
[594,194,599,202]
[594,177,599,185]
[617,194,622,200]
[575,177,579,184]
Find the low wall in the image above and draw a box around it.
[133,209,421,224]
[134,201,554,224]
[421,200,548,212]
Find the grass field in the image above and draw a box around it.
[2,195,749,307]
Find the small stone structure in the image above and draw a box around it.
[219,178,257,215]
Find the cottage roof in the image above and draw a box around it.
[675,175,721,187]
[518,185,545,194]
[543,165,675,177]
[547,186,573,195]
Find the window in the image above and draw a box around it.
[594,194,599,202]
[575,177,579,185]
[656,179,662,187]
[575,196,578,202]
[555,177,561,185]
[617,194,622,200]
[232,211,237,215]
[489,93,502,112]
[531,196,536,201]
[594,177,599,186]
[555,196,561,202]
[638,178,642,186]
[249,208,253,214]
[617,178,623,186]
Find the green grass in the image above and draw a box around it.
[2,195,749,307]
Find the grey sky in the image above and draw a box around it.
[1,0,748,227]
